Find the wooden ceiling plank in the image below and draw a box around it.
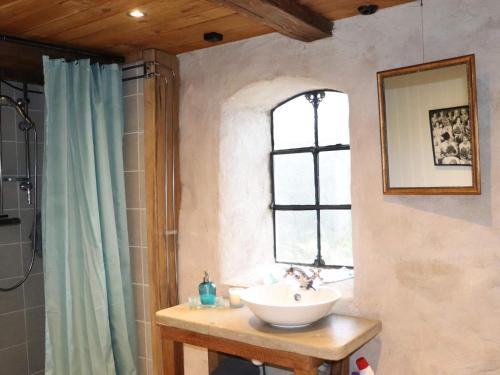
[24,0,150,37]
[0,0,78,30]
[69,6,236,50]
[44,1,162,40]
[1,3,98,34]
[0,0,414,56]
[210,0,333,42]
[123,13,274,55]
[13,0,122,35]
[46,1,204,41]
[0,0,56,14]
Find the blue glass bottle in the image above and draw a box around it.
[199,271,216,305]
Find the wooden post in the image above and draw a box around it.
[330,357,350,375]
[142,48,181,375]
[161,339,184,375]
[207,350,221,374]
[294,370,318,375]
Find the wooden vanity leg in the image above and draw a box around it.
[161,338,184,375]
[294,357,323,375]
[294,369,318,375]
[330,357,349,375]
[208,350,221,374]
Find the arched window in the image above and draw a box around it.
[270,90,352,268]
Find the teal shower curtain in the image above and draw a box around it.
[42,57,137,375]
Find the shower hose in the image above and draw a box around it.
[0,115,38,292]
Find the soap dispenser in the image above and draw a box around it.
[199,271,216,305]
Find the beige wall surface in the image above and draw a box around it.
[177,0,500,374]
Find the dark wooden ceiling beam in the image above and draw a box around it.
[211,0,333,42]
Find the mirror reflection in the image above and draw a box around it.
[377,55,480,194]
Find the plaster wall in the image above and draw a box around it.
[177,0,500,374]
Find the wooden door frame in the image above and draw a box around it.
[141,48,181,375]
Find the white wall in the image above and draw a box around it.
[177,0,500,374]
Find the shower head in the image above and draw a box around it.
[0,95,35,130]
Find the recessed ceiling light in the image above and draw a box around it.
[358,4,378,15]
[127,9,146,18]
[204,32,223,43]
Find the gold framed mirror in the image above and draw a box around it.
[377,55,480,195]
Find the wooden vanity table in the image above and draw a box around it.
[156,304,381,375]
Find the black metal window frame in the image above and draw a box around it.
[270,89,353,269]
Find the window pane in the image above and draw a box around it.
[318,91,349,146]
[273,95,314,150]
[320,210,353,266]
[275,211,317,264]
[319,150,351,205]
[274,153,315,204]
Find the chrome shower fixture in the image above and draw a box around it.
[0,90,39,291]
[0,95,35,129]
[0,94,36,206]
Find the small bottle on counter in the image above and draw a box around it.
[356,357,375,375]
[199,271,216,305]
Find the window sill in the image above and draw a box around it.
[222,264,354,289]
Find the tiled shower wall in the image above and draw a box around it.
[0,81,45,375]
[123,66,153,375]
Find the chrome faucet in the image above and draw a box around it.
[285,266,321,290]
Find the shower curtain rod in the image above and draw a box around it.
[0,34,149,88]
[1,34,124,64]
[1,34,169,90]
[1,62,151,94]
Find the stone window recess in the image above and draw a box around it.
[270,90,353,268]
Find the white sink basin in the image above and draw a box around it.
[240,284,341,328]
